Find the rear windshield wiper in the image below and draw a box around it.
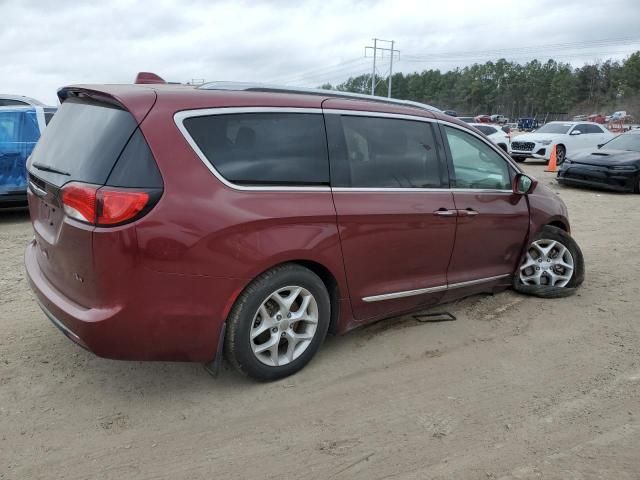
[32,162,70,176]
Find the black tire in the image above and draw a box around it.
[634,175,640,194]
[512,156,527,163]
[224,264,330,381]
[554,145,566,165]
[513,225,585,298]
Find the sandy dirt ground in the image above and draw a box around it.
[1,163,639,480]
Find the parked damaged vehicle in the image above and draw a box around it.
[557,130,640,193]
[0,105,55,206]
[25,80,585,380]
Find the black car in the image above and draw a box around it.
[557,130,640,193]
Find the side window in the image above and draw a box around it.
[332,116,445,188]
[183,113,329,186]
[583,124,603,134]
[576,124,593,134]
[476,125,496,136]
[443,126,512,190]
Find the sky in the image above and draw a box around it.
[2,0,640,105]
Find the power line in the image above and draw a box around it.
[264,35,640,90]
[278,59,371,85]
[395,48,638,66]
[401,36,640,62]
[267,57,367,84]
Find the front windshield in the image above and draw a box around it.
[535,123,572,134]
[602,133,640,152]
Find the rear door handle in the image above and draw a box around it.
[458,208,479,217]
[433,208,457,217]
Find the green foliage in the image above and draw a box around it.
[330,52,640,118]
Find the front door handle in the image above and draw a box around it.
[433,208,457,217]
[458,208,479,217]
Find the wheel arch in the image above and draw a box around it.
[223,258,344,336]
[547,219,569,232]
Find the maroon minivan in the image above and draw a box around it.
[25,80,584,380]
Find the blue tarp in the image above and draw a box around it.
[0,108,40,195]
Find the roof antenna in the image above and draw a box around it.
[134,72,166,84]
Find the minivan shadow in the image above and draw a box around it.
[44,291,497,398]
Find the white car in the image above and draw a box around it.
[470,123,510,153]
[510,121,614,164]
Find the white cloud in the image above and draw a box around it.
[1,0,638,104]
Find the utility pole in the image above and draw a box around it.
[388,40,394,98]
[365,38,400,97]
[371,38,377,96]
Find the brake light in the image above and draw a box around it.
[61,183,97,223]
[61,182,151,226]
[98,188,149,225]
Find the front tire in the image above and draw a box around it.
[554,145,566,165]
[224,264,330,381]
[515,226,584,297]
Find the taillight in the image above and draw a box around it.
[98,188,149,225]
[61,182,154,226]
[61,183,97,223]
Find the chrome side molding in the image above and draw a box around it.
[362,273,511,302]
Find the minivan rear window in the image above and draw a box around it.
[28,98,138,186]
[183,113,329,186]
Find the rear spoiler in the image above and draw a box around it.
[56,86,157,124]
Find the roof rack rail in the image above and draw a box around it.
[197,81,442,113]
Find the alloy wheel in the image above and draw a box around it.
[250,286,319,367]
[520,239,574,287]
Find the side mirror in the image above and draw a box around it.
[501,125,511,133]
[570,129,581,135]
[513,173,537,195]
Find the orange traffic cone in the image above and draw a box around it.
[545,144,558,172]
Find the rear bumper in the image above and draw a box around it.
[35,297,90,351]
[25,240,245,362]
[557,165,636,192]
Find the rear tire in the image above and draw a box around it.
[224,264,330,381]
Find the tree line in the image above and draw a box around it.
[321,52,640,120]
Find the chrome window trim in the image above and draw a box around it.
[323,108,437,124]
[174,107,330,192]
[174,106,520,192]
[362,273,511,302]
[332,187,513,194]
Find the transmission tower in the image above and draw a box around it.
[365,38,400,97]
